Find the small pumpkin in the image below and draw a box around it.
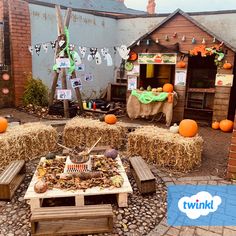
[34,179,48,193]
[219,119,233,132]
[0,117,8,133]
[128,51,138,61]
[211,121,220,130]
[104,114,117,125]
[169,123,179,134]
[152,88,157,92]
[176,61,186,68]
[179,119,198,137]
[163,83,174,93]
[157,87,163,92]
[104,148,118,159]
[223,61,232,69]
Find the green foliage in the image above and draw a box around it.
[22,74,49,106]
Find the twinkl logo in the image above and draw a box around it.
[178,191,222,219]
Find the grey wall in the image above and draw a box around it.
[29,4,117,99]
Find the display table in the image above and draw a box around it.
[127,90,177,126]
[24,155,133,210]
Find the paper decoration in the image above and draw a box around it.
[175,70,187,86]
[213,37,216,43]
[87,48,97,61]
[84,74,94,82]
[136,41,140,46]
[116,45,130,60]
[220,41,224,47]
[127,76,137,90]
[101,48,113,66]
[42,43,48,53]
[76,64,85,71]
[173,32,177,38]
[50,41,56,49]
[56,58,71,68]
[57,89,72,100]
[95,51,102,64]
[138,53,177,64]
[79,46,87,58]
[58,40,66,48]
[202,38,206,44]
[155,38,159,43]
[28,46,33,55]
[71,51,82,66]
[192,37,196,44]
[146,39,150,45]
[56,80,62,89]
[71,78,83,89]
[165,35,169,41]
[127,64,140,75]
[182,35,186,42]
[215,74,234,87]
[35,44,41,56]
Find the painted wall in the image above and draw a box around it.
[29,4,118,99]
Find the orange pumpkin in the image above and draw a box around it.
[179,119,198,137]
[104,114,117,125]
[223,61,232,69]
[163,83,174,93]
[219,119,233,132]
[0,117,8,133]
[176,61,186,68]
[212,121,220,130]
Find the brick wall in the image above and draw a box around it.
[8,0,32,106]
[227,114,236,179]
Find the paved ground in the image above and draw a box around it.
[148,168,236,236]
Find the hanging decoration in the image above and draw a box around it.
[202,38,206,44]
[79,46,87,58]
[146,39,150,45]
[42,43,49,53]
[95,51,102,65]
[28,46,33,55]
[87,48,97,61]
[191,37,196,44]
[173,32,177,38]
[136,40,140,46]
[50,41,56,49]
[101,48,113,66]
[128,51,138,62]
[155,38,159,43]
[35,44,41,56]
[116,45,130,60]
[212,37,216,43]
[181,35,186,42]
[165,35,169,41]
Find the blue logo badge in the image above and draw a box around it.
[168,185,236,226]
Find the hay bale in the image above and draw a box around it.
[127,126,203,173]
[0,123,58,172]
[63,117,127,149]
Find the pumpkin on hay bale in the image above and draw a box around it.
[63,117,127,149]
[0,123,58,172]
[127,126,203,173]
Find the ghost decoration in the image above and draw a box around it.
[101,48,113,66]
[87,48,97,61]
[95,51,102,65]
[42,43,48,53]
[28,46,33,55]
[116,45,130,60]
[50,41,56,49]
[35,44,41,56]
[71,51,82,66]
[79,46,87,58]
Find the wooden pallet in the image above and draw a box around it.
[0,160,26,201]
[31,204,113,236]
[24,156,132,210]
[130,156,156,194]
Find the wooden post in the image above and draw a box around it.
[49,72,59,106]
[61,69,70,118]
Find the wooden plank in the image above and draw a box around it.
[117,193,128,207]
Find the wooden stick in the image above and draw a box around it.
[87,137,102,154]
[49,72,59,106]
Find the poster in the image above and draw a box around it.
[138,53,177,64]
[128,76,137,90]
[76,64,85,71]
[71,78,82,89]
[215,74,234,87]
[57,89,72,100]
[56,80,62,89]
[84,74,94,82]
[127,64,140,75]
[175,70,187,86]
[56,58,70,68]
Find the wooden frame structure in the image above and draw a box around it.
[49,5,83,118]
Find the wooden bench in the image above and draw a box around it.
[31,204,114,236]
[0,160,26,201]
[130,156,156,194]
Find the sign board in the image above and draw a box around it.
[138,53,177,64]
[71,78,82,89]
[175,70,187,86]
[57,89,72,100]
[215,74,234,87]
[127,76,137,90]
[56,58,70,68]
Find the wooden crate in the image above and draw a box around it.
[0,160,26,201]
[31,205,113,236]
[24,156,133,209]
[130,156,156,194]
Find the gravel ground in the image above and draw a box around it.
[0,157,166,236]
